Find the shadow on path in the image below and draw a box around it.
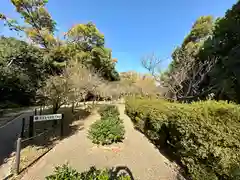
[19,107,91,172]
[111,166,135,180]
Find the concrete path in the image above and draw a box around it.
[21,105,178,180]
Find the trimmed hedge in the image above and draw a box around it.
[88,105,125,145]
[98,105,120,118]
[46,164,131,180]
[88,116,125,145]
[125,97,240,180]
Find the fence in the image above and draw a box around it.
[13,112,64,174]
[4,100,123,176]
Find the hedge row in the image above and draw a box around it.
[46,164,131,180]
[98,105,120,118]
[88,105,125,145]
[125,97,240,180]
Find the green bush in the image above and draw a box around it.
[125,97,240,180]
[98,105,120,118]
[46,164,131,180]
[88,105,125,145]
[88,116,125,145]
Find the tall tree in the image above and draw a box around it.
[153,16,216,100]
[1,0,120,80]
[0,36,45,107]
[198,1,240,103]
[65,23,120,80]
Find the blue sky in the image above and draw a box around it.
[0,0,237,72]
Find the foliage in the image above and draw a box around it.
[37,74,70,113]
[37,60,103,113]
[1,0,120,80]
[88,105,125,145]
[197,1,240,103]
[157,16,215,101]
[65,23,120,81]
[46,164,131,180]
[7,0,56,48]
[120,71,159,96]
[88,116,124,145]
[0,36,46,107]
[46,164,80,180]
[98,105,120,118]
[66,22,104,50]
[155,1,240,104]
[125,97,240,180]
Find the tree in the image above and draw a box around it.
[65,23,120,81]
[142,52,217,101]
[197,1,240,103]
[120,70,158,97]
[141,16,215,101]
[0,36,46,107]
[0,0,120,108]
[4,0,57,48]
[1,0,120,80]
[37,60,105,113]
[37,74,69,113]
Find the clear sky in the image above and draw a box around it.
[0,0,237,72]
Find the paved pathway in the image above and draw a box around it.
[21,105,178,180]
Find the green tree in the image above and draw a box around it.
[157,16,215,100]
[1,1,119,80]
[0,36,46,107]
[65,23,120,81]
[196,1,240,103]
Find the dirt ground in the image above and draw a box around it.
[20,104,179,180]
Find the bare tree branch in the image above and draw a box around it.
[141,51,218,101]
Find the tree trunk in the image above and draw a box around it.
[52,103,60,126]
[71,102,74,113]
[52,104,59,114]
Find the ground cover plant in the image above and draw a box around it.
[46,164,131,180]
[88,105,125,145]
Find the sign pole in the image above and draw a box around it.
[21,118,25,138]
[60,114,64,137]
[29,116,34,138]
[15,137,21,174]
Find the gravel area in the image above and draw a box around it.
[21,104,178,180]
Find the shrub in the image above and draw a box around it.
[46,164,131,180]
[125,97,240,180]
[89,105,125,145]
[88,116,125,145]
[45,164,80,180]
[98,105,120,118]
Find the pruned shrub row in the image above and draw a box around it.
[98,105,120,118]
[46,164,131,180]
[125,97,240,180]
[88,105,125,145]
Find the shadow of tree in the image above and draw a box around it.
[110,166,135,180]
[19,106,91,172]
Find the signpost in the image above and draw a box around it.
[33,114,62,122]
[28,114,63,138]
[16,113,64,175]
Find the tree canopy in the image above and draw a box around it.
[0,36,45,107]
[164,1,240,103]
[142,1,240,104]
[0,0,119,81]
[0,0,120,107]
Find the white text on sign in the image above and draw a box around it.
[34,114,62,122]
